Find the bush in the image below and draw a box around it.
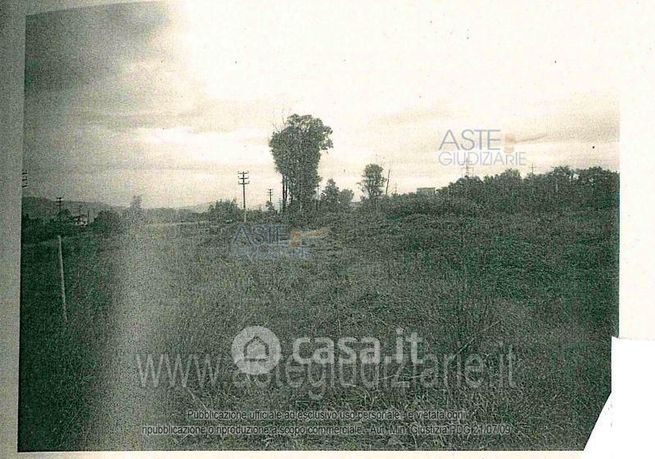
[380,194,482,218]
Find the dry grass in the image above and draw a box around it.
[19,209,617,450]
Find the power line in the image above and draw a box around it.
[238,171,249,223]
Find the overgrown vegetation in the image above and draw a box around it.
[20,191,617,450]
[19,113,618,451]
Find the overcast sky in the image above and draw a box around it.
[24,0,620,208]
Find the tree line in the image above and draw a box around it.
[266,114,618,218]
[21,113,619,243]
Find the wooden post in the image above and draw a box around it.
[57,235,68,323]
[238,171,249,223]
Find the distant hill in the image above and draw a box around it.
[21,196,123,220]
[21,196,209,223]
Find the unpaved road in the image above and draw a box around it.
[84,234,188,450]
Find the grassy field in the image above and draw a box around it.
[19,208,618,451]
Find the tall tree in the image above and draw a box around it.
[92,210,122,234]
[207,199,240,222]
[359,163,387,200]
[123,195,145,226]
[269,114,333,214]
[320,178,340,212]
[337,188,354,211]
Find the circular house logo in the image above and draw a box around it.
[231,326,281,375]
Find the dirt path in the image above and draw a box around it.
[84,234,186,450]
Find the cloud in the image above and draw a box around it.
[362,92,619,157]
[25,2,170,92]
[76,96,280,134]
[23,1,620,207]
[372,105,455,127]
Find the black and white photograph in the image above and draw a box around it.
[6,0,633,454]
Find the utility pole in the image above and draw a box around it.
[267,188,273,205]
[56,196,63,223]
[238,171,249,222]
[385,169,391,196]
[530,163,535,175]
[281,176,287,213]
[462,160,474,178]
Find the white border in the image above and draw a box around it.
[3,0,655,457]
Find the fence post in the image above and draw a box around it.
[57,235,67,323]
